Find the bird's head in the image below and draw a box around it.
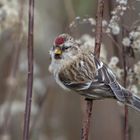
[50,34,80,60]
[49,34,80,73]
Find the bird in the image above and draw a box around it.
[49,33,140,111]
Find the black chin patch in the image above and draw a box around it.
[54,54,61,59]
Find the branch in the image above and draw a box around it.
[23,0,34,139]
[123,47,129,140]
[124,105,129,140]
[122,34,129,140]
[94,0,104,58]
[81,0,104,140]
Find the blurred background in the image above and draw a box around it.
[0,0,140,140]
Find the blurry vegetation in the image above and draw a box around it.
[72,0,96,16]
[0,0,140,140]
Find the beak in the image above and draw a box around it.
[54,47,62,55]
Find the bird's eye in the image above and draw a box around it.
[62,45,70,51]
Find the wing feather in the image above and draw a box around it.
[58,54,126,101]
[94,57,126,102]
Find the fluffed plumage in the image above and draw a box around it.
[49,33,140,111]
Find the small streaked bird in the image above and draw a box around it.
[49,33,140,111]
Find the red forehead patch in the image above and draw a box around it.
[54,36,65,45]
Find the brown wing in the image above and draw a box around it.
[59,54,126,101]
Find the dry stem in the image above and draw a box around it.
[122,35,129,140]
[23,0,34,140]
[81,0,104,140]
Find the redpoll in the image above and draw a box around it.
[49,33,140,111]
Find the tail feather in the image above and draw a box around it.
[129,95,140,111]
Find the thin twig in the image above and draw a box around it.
[94,0,104,58]
[124,105,129,140]
[122,18,129,139]
[122,37,129,140]
[123,49,129,140]
[123,55,129,140]
[23,0,34,140]
[122,46,127,87]
[81,99,93,140]
[81,0,104,140]
[106,33,121,49]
